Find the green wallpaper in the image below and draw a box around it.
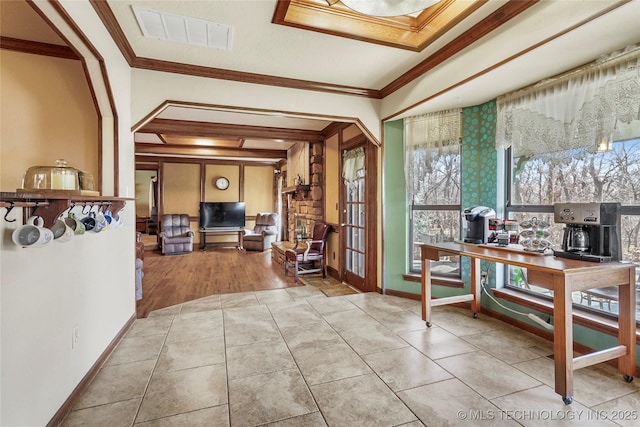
[460,101,498,284]
[461,100,497,209]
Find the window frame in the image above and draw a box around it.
[503,146,640,326]
[409,203,462,274]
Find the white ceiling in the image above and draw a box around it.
[108,0,510,89]
[107,1,640,123]
[3,0,640,159]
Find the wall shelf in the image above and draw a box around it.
[1,191,131,227]
[282,185,311,200]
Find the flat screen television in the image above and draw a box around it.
[199,202,246,229]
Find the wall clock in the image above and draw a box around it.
[215,177,229,190]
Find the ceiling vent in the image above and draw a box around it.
[131,6,233,51]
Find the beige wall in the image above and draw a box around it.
[205,164,240,202]
[162,163,200,240]
[245,165,274,216]
[135,170,156,217]
[162,163,200,216]
[0,50,98,192]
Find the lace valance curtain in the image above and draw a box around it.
[496,44,640,156]
[404,109,461,202]
[343,147,365,189]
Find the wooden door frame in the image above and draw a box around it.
[339,135,378,293]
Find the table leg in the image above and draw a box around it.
[553,276,574,404]
[471,257,481,318]
[200,231,206,250]
[617,266,636,381]
[238,230,244,250]
[422,255,432,327]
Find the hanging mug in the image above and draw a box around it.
[81,211,97,231]
[103,209,114,229]
[50,218,74,242]
[65,213,85,235]
[110,211,123,228]
[12,216,54,247]
[93,211,108,233]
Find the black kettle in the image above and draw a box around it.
[565,225,590,252]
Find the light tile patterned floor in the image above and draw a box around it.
[62,285,640,426]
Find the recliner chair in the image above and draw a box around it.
[158,214,194,255]
[243,213,279,251]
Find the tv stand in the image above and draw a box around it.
[199,228,244,250]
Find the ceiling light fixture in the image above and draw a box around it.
[327,0,442,17]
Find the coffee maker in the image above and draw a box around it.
[463,206,496,244]
[553,202,622,262]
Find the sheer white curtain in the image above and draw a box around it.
[404,109,462,202]
[496,44,640,156]
[343,146,365,190]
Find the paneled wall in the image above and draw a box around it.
[205,164,241,202]
[144,161,275,245]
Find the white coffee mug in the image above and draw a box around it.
[110,209,124,229]
[12,216,54,247]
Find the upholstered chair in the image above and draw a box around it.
[285,222,331,282]
[244,213,279,251]
[158,214,194,255]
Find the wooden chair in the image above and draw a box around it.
[285,223,330,282]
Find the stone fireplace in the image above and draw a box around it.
[287,141,323,242]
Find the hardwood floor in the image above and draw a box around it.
[136,246,302,318]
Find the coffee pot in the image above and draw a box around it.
[564,225,590,252]
[554,202,621,262]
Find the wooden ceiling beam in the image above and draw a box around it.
[139,118,325,143]
[0,36,79,60]
[135,143,287,159]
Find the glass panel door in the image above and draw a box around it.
[344,171,365,288]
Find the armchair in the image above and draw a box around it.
[285,222,331,282]
[244,213,279,251]
[158,214,194,255]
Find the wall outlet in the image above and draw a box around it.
[72,327,79,349]
[481,271,488,284]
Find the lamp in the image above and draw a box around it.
[328,0,442,17]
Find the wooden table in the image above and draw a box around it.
[421,242,636,404]
[199,228,244,250]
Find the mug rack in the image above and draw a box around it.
[0,192,129,228]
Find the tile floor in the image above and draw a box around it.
[62,285,640,427]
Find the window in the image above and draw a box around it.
[505,139,640,321]
[405,110,462,274]
[498,44,640,322]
